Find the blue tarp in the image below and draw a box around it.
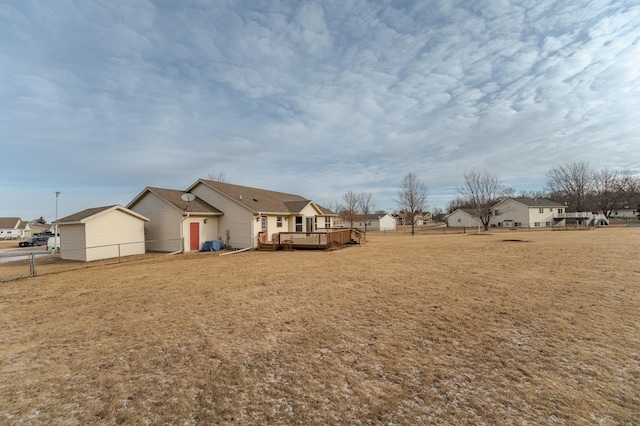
[201,240,222,252]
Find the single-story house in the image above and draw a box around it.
[127,186,223,253]
[29,222,53,237]
[490,198,566,228]
[0,217,26,239]
[445,209,481,228]
[393,211,431,226]
[352,213,397,231]
[54,205,149,262]
[186,179,338,249]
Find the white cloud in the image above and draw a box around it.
[1,0,639,219]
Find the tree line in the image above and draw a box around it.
[333,162,639,233]
[449,162,639,230]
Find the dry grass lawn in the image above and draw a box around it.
[1,228,639,424]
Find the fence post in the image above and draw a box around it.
[30,253,37,277]
[118,244,121,263]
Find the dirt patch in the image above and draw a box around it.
[1,228,639,424]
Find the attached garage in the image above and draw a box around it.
[54,205,149,262]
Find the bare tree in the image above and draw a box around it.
[323,200,342,215]
[546,161,592,212]
[208,171,230,182]
[342,190,360,228]
[357,192,375,231]
[590,167,630,217]
[515,189,549,199]
[396,172,427,236]
[431,206,444,217]
[446,197,473,213]
[458,169,505,231]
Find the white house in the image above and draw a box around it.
[608,208,638,219]
[445,209,481,228]
[127,187,223,253]
[352,213,397,231]
[55,205,149,262]
[490,198,566,228]
[0,217,24,240]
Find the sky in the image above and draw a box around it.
[1,0,639,222]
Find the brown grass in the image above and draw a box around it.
[1,228,639,424]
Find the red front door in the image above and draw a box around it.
[190,222,200,251]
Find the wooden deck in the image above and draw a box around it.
[258,228,365,251]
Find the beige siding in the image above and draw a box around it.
[181,216,220,252]
[129,193,183,252]
[59,224,87,262]
[353,214,396,231]
[316,216,333,229]
[83,210,146,261]
[447,210,480,228]
[191,185,254,249]
[378,215,396,231]
[491,200,558,228]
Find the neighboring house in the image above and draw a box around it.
[18,221,32,238]
[394,211,431,226]
[0,217,23,240]
[186,179,337,249]
[29,222,53,236]
[432,213,448,223]
[352,213,397,231]
[608,208,638,219]
[55,205,149,262]
[127,186,223,253]
[445,209,481,228]
[490,198,566,228]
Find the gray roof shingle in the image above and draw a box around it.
[196,180,335,215]
[144,187,222,214]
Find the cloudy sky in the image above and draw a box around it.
[1,0,639,221]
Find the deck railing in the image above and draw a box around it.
[258,228,363,250]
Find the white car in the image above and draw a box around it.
[46,237,60,253]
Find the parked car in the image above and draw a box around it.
[18,236,49,247]
[46,236,60,253]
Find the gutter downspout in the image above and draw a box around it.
[218,247,252,256]
[180,213,190,253]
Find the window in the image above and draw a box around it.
[494,209,501,216]
[325,217,331,228]
[539,208,544,213]
[558,208,563,214]
[546,222,552,227]
[276,216,282,228]
[458,218,462,223]
[534,222,540,227]
[295,216,303,232]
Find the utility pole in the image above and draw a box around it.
[55,191,60,253]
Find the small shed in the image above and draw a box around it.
[445,209,481,228]
[55,205,149,262]
[352,213,397,231]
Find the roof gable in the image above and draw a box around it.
[496,197,565,208]
[128,187,222,215]
[188,180,335,215]
[0,217,21,229]
[445,209,477,218]
[56,205,149,224]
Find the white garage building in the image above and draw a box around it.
[55,205,149,262]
